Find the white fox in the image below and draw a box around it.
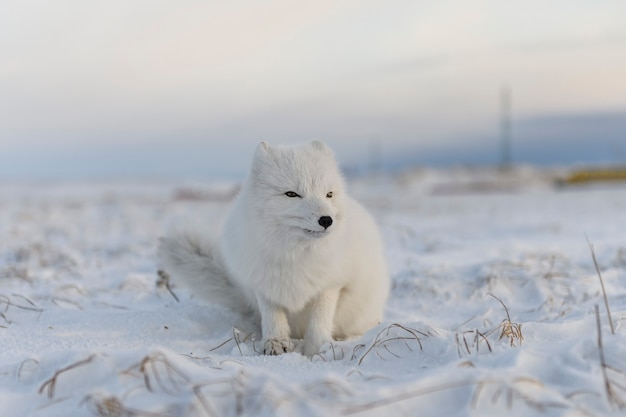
[158,141,389,356]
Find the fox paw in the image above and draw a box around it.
[303,339,333,358]
[263,338,294,355]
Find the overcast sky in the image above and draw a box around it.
[2,0,626,179]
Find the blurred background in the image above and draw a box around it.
[2,0,626,181]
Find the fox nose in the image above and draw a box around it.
[318,216,333,229]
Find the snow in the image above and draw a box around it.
[2,169,626,416]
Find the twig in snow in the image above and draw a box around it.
[587,237,615,334]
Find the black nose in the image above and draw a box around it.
[318,216,333,229]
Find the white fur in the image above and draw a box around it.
[159,140,389,356]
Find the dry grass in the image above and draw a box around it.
[0,293,43,328]
[127,353,191,395]
[471,377,571,412]
[26,308,624,416]
[455,329,493,357]
[588,237,615,334]
[83,394,170,417]
[0,265,31,281]
[0,294,43,315]
[17,358,40,381]
[344,375,591,415]
[5,242,79,277]
[342,379,477,415]
[156,270,179,303]
[209,327,256,356]
[595,305,626,409]
[39,354,97,399]
[455,294,523,356]
[488,293,523,347]
[355,323,432,366]
[121,352,256,417]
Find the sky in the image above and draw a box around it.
[2,0,626,180]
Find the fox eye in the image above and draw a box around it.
[284,191,301,198]
[326,192,333,198]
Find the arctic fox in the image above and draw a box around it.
[158,140,389,356]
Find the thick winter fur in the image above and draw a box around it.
[158,141,389,356]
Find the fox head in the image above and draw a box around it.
[246,140,346,240]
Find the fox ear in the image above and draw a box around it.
[252,141,278,176]
[311,140,331,154]
[255,141,272,159]
[258,141,270,152]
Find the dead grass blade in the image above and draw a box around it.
[587,237,615,334]
[137,353,191,395]
[499,321,524,347]
[209,327,252,355]
[11,293,37,306]
[156,270,179,303]
[328,343,344,361]
[595,305,626,409]
[305,377,354,404]
[0,294,44,313]
[38,354,97,399]
[471,377,573,412]
[342,379,477,414]
[51,297,83,310]
[350,344,366,361]
[83,394,165,417]
[192,384,219,417]
[85,395,128,417]
[475,330,492,353]
[488,293,523,347]
[191,370,252,417]
[455,329,493,357]
[357,323,429,366]
[17,358,39,381]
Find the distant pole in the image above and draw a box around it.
[500,85,512,169]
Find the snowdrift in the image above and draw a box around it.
[1,169,626,416]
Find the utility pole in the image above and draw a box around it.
[500,85,512,170]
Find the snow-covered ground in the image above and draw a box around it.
[1,169,626,416]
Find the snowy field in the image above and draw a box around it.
[2,169,626,416]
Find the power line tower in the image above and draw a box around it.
[500,85,512,170]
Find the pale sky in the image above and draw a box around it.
[2,1,626,179]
